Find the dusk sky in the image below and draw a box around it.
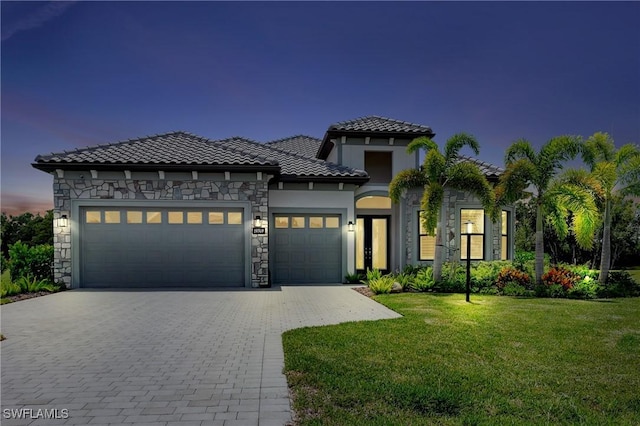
[1,1,639,216]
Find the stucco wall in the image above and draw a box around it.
[269,189,355,273]
[53,173,269,288]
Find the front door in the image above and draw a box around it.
[356,215,390,274]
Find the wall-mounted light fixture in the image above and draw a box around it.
[60,214,68,228]
[348,221,354,232]
[254,215,263,228]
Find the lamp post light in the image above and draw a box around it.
[465,220,473,303]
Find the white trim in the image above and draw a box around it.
[338,182,344,190]
[55,169,64,178]
[124,170,132,179]
[389,137,394,145]
[90,170,98,179]
[308,182,314,190]
[257,171,263,181]
[365,136,370,145]
[224,171,231,180]
[191,171,198,180]
[341,136,347,144]
[278,182,284,190]
[158,170,165,180]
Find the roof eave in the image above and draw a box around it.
[31,162,281,174]
[276,174,370,185]
[317,129,436,160]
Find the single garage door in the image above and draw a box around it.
[80,207,244,288]
[273,214,342,284]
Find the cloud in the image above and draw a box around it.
[0,193,53,216]
[1,1,76,42]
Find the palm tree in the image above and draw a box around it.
[495,136,584,286]
[581,132,640,284]
[389,133,496,282]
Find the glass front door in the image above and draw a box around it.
[356,215,390,274]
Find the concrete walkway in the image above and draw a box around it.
[0,286,400,425]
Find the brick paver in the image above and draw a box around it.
[0,285,399,425]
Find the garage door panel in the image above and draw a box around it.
[81,207,244,288]
[273,214,342,284]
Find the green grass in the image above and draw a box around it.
[283,294,640,425]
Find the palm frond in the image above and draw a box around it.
[614,143,639,167]
[537,135,581,178]
[592,161,617,193]
[543,199,569,241]
[444,133,480,163]
[389,168,428,203]
[420,183,444,235]
[557,168,605,200]
[618,154,640,196]
[583,132,615,168]
[447,161,498,221]
[407,136,438,154]
[496,158,536,204]
[423,149,446,182]
[505,139,536,165]
[546,182,601,249]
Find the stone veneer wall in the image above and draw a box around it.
[403,187,503,265]
[52,176,269,288]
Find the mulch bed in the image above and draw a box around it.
[2,291,56,303]
[352,286,375,298]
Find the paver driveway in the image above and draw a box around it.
[0,286,400,426]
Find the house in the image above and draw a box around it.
[32,116,514,288]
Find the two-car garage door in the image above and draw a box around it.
[80,207,244,288]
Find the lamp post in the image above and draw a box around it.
[464,220,473,303]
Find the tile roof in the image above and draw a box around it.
[455,154,504,178]
[265,135,322,158]
[32,132,277,171]
[214,137,368,180]
[328,115,434,135]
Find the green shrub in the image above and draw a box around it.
[361,268,383,285]
[395,273,414,290]
[568,276,601,299]
[502,282,528,296]
[8,242,54,282]
[439,262,465,293]
[496,267,531,293]
[368,275,394,294]
[1,269,22,297]
[601,271,640,298]
[412,267,434,292]
[513,251,535,269]
[471,261,510,292]
[402,264,423,276]
[512,251,547,281]
[15,276,59,293]
[345,272,364,284]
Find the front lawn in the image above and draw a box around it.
[283,294,640,425]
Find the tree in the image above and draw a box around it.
[495,136,588,286]
[1,210,54,260]
[580,133,640,284]
[389,133,496,282]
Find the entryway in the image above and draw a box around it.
[356,215,390,274]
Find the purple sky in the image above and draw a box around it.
[2,1,639,215]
